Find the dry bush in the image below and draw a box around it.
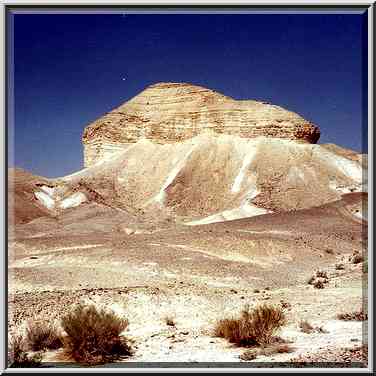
[26,320,62,351]
[337,309,368,321]
[313,280,325,289]
[279,300,291,310]
[335,263,345,270]
[214,304,286,346]
[61,304,132,365]
[308,270,328,286]
[315,270,328,279]
[351,254,364,264]
[164,316,176,327]
[299,320,315,334]
[8,335,42,368]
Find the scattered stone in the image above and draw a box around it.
[240,349,258,361]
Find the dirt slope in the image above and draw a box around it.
[38,135,366,222]
[8,168,53,225]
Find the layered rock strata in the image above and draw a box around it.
[82,82,320,167]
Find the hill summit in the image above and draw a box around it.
[82,82,320,167]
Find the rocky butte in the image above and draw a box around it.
[82,82,320,167]
[18,81,366,225]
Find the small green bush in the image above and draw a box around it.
[61,304,132,365]
[214,304,286,346]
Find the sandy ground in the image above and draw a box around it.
[8,224,368,367]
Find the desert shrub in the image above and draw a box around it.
[316,270,328,279]
[279,300,291,310]
[308,270,328,283]
[308,270,329,288]
[164,316,176,327]
[8,335,42,368]
[299,320,315,334]
[337,309,368,321]
[335,263,345,270]
[352,254,364,264]
[313,280,325,289]
[61,304,132,365]
[214,304,286,346]
[253,289,260,293]
[26,320,62,351]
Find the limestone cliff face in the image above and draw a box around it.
[82,82,320,167]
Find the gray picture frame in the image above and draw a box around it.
[1,1,373,372]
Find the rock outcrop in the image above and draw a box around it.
[82,82,320,167]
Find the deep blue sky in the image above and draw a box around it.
[10,12,367,178]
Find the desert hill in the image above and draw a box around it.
[8,168,54,225]
[17,135,365,228]
[9,83,367,227]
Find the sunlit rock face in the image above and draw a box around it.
[82,82,320,167]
